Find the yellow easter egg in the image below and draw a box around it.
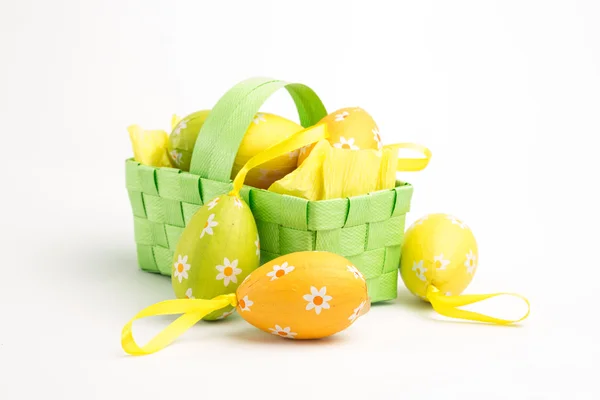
[236,251,369,339]
[231,112,304,189]
[400,213,478,301]
[297,107,381,166]
[168,110,211,171]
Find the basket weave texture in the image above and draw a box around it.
[125,77,414,303]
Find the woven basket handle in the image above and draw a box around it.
[189,77,328,181]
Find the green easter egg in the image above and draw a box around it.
[168,110,211,171]
[171,194,260,320]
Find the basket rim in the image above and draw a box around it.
[125,157,413,203]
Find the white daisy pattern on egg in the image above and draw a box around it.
[173,255,191,283]
[200,214,218,238]
[333,137,360,151]
[434,254,450,271]
[334,111,349,122]
[173,120,187,136]
[303,286,332,315]
[215,258,242,287]
[238,295,253,312]
[347,265,364,280]
[185,288,195,299]
[169,150,183,166]
[216,310,235,320]
[253,113,266,124]
[266,262,294,281]
[255,234,260,257]
[233,197,243,209]
[465,250,477,275]
[269,325,297,339]
[445,291,452,296]
[372,128,383,150]
[206,197,220,210]
[348,300,366,322]
[447,215,468,229]
[412,260,427,281]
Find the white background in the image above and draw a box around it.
[1,0,599,399]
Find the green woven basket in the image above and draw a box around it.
[125,77,414,303]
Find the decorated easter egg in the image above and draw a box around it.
[400,213,478,300]
[168,110,211,171]
[231,112,304,189]
[236,251,369,339]
[171,194,261,320]
[297,107,381,165]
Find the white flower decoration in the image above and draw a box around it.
[465,250,477,275]
[216,310,235,320]
[215,258,242,287]
[303,286,332,315]
[333,136,360,150]
[239,295,253,312]
[169,150,183,166]
[233,197,243,209]
[444,291,452,296]
[434,254,450,270]
[347,265,364,280]
[255,234,260,257]
[412,260,427,282]
[173,255,191,283]
[372,128,382,150]
[266,261,295,281]
[269,325,297,339]
[185,288,195,299]
[253,113,266,124]
[334,111,349,122]
[206,197,220,210]
[348,300,366,322]
[173,120,187,135]
[200,214,218,238]
[447,215,468,229]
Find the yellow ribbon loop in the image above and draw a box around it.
[230,123,329,195]
[395,143,432,172]
[121,293,238,356]
[426,286,530,325]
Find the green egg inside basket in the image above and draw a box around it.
[124,77,415,303]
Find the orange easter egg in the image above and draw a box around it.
[297,107,381,166]
[236,251,369,339]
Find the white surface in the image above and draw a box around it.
[1,0,599,398]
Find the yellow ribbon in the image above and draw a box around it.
[230,123,329,195]
[121,294,237,356]
[395,143,432,172]
[426,286,530,325]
